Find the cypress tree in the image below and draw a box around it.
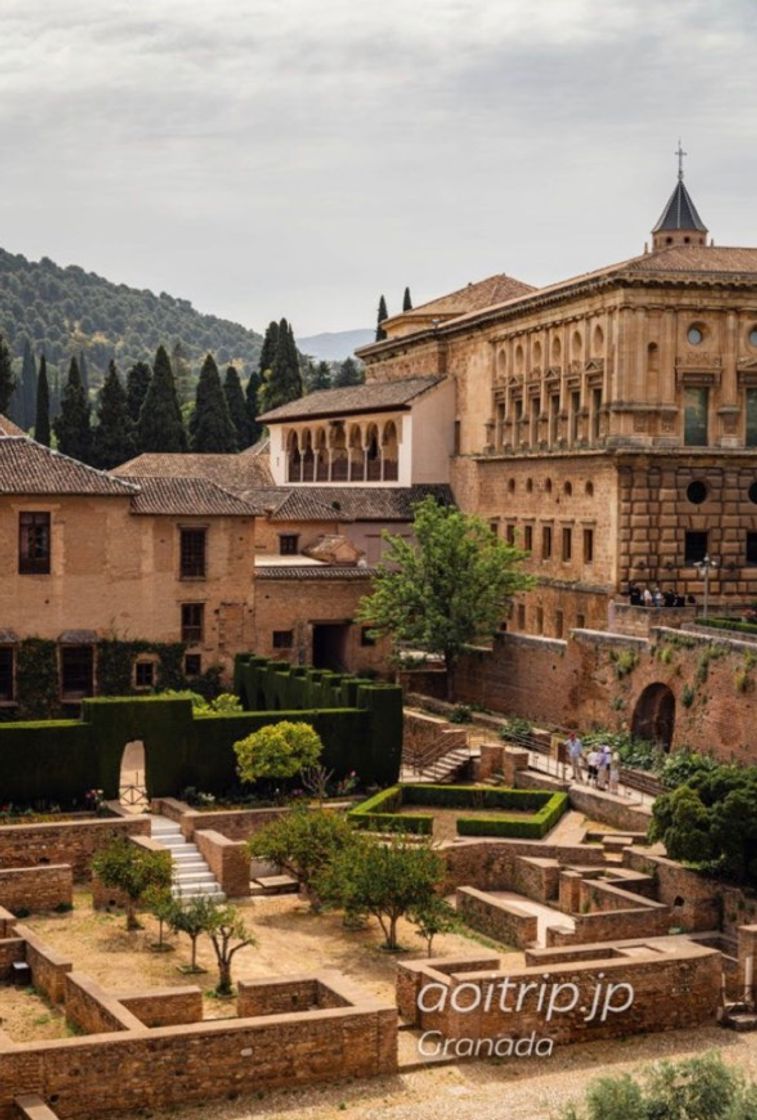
[91,360,136,469]
[258,321,279,374]
[21,339,37,429]
[126,361,152,424]
[171,341,194,404]
[245,368,263,445]
[223,365,250,449]
[137,345,187,453]
[189,353,237,453]
[259,318,303,413]
[50,366,61,422]
[35,355,51,446]
[376,295,388,341]
[54,356,92,462]
[402,286,413,312]
[0,334,15,416]
[78,350,90,396]
[333,357,363,388]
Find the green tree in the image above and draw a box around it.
[34,355,51,446]
[249,807,357,909]
[171,340,194,405]
[375,294,388,341]
[306,360,332,392]
[91,359,137,469]
[138,345,187,453]
[223,364,250,449]
[234,721,323,785]
[258,318,303,413]
[54,356,92,462]
[409,896,458,956]
[258,320,279,375]
[168,894,212,971]
[189,353,237,452]
[333,357,363,388]
[144,884,175,950]
[318,832,443,950]
[204,901,257,996]
[126,361,152,424]
[21,338,37,430]
[91,839,171,931]
[78,349,90,397]
[244,367,263,444]
[562,1052,757,1120]
[402,286,413,312]
[357,496,532,684]
[0,334,15,416]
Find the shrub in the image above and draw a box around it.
[234,721,323,784]
[681,683,696,708]
[448,704,472,724]
[500,716,534,742]
[409,896,459,956]
[248,807,359,908]
[92,839,171,930]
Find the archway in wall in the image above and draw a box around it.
[119,740,148,811]
[631,683,676,751]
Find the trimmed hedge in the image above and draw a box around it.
[347,784,569,839]
[697,616,757,637]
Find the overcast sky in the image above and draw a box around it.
[0,0,754,336]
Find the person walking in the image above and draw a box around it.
[597,743,611,790]
[609,749,621,795]
[565,731,584,782]
[586,746,600,786]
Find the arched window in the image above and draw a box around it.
[382,421,399,481]
[592,324,604,355]
[551,336,562,364]
[329,422,347,481]
[571,329,583,362]
[365,424,381,481]
[300,428,314,481]
[532,339,543,368]
[286,430,301,482]
[348,425,364,482]
[514,343,524,374]
[315,427,329,481]
[497,349,508,377]
[647,342,659,373]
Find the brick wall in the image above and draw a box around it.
[153,799,288,842]
[64,972,142,1035]
[0,865,73,914]
[402,711,466,769]
[456,887,538,948]
[510,855,560,903]
[0,937,24,979]
[194,830,250,898]
[547,905,671,946]
[15,925,72,1004]
[0,816,150,880]
[118,988,203,1027]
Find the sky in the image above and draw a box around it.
[0,0,755,337]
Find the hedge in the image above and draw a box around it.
[696,616,757,637]
[347,784,568,839]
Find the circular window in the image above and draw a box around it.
[585,481,594,497]
[750,482,757,505]
[507,478,515,493]
[687,325,704,346]
[686,480,707,505]
[545,478,553,494]
[749,328,757,348]
[526,478,533,494]
[564,481,572,496]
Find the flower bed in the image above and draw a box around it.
[348,784,568,839]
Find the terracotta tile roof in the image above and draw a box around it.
[257,376,444,423]
[113,449,274,491]
[0,437,138,496]
[119,475,257,516]
[245,483,454,522]
[0,414,25,437]
[626,245,757,274]
[255,565,377,580]
[403,273,536,317]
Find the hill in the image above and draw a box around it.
[297,328,373,362]
[0,248,263,388]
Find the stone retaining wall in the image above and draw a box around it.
[456,887,538,948]
[0,866,73,914]
[194,830,250,899]
[0,816,150,880]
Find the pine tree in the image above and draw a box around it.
[402,287,413,312]
[189,354,237,453]
[171,341,194,405]
[0,334,15,416]
[137,345,187,453]
[258,321,279,374]
[126,361,152,424]
[259,318,303,413]
[333,357,364,388]
[305,360,332,393]
[245,369,263,445]
[35,355,51,446]
[21,339,37,429]
[223,365,250,449]
[54,356,92,462]
[376,295,388,341]
[91,360,137,469]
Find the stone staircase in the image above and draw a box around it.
[401,745,472,784]
[150,815,225,901]
[721,1002,757,1032]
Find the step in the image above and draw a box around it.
[170,848,203,860]
[252,874,299,895]
[173,870,217,884]
[170,860,207,873]
[722,1012,757,1032]
[171,885,226,900]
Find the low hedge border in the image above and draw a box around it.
[347,784,568,839]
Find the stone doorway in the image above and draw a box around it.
[312,623,350,671]
[119,740,148,811]
[631,683,676,750]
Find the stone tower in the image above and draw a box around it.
[651,144,708,250]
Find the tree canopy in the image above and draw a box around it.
[333,357,364,387]
[234,720,323,784]
[357,496,533,677]
[138,345,187,453]
[54,356,91,462]
[91,360,136,469]
[34,355,51,445]
[258,318,303,412]
[375,295,388,341]
[223,364,250,449]
[189,353,237,453]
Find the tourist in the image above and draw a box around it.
[663,589,675,608]
[565,731,584,782]
[586,747,600,786]
[653,587,664,608]
[597,743,611,790]
[609,749,621,794]
[629,583,642,606]
[642,587,654,607]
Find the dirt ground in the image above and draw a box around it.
[25,886,512,1015]
[0,982,68,1042]
[395,805,533,844]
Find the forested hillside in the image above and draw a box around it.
[0,247,263,391]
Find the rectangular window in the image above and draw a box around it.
[683,387,709,446]
[747,532,757,566]
[506,523,516,546]
[181,603,204,644]
[530,398,539,445]
[555,610,564,639]
[19,512,51,574]
[542,525,552,560]
[524,525,533,552]
[561,527,572,562]
[60,646,94,700]
[489,521,499,537]
[272,630,294,649]
[747,389,757,447]
[549,395,560,444]
[536,606,544,634]
[134,661,155,688]
[592,387,602,441]
[583,528,594,564]
[184,654,202,677]
[278,534,299,556]
[517,604,526,629]
[453,420,461,454]
[570,390,581,443]
[685,531,708,565]
[360,626,376,647]
[180,529,207,579]
[576,613,586,629]
[0,649,14,702]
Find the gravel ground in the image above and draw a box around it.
[141,1026,757,1120]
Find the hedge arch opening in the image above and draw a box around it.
[119,740,148,809]
[631,683,675,751]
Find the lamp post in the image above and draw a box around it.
[693,554,718,620]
